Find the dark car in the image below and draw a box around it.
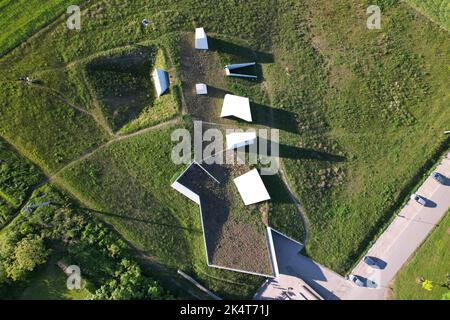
[363,256,387,270]
[431,172,447,185]
[349,275,378,288]
[410,193,427,206]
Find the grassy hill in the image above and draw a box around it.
[0,0,83,57]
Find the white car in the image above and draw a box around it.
[410,193,426,206]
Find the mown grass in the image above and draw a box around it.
[258,0,450,273]
[0,0,83,57]
[57,123,264,298]
[1,0,449,297]
[393,211,450,300]
[0,81,109,173]
[85,45,158,132]
[405,0,450,30]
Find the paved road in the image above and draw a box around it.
[256,152,450,300]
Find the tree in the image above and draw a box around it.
[6,235,49,281]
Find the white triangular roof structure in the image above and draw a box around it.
[226,132,256,149]
[195,28,209,50]
[220,94,252,122]
[152,68,169,97]
[233,169,271,205]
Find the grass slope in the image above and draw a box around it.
[393,212,450,300]
[405,0,450,30]
[0,81,110,173]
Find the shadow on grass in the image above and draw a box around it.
[251,102,300,134]
[255,138,347,162]
[271,230,341,300]
[207,85,231,99]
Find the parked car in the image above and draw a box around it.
[363,256,386,270]
[349,275,378,288]
[410,193,426,206]
[431,172,446,185]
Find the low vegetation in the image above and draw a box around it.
[0,138,44,228]
[0,0,82,57]
[0,184,172,300]
[405,0,450,30]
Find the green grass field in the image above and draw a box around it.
[0,138,44,228]
[0,0,449,298]
[393,212,450,300]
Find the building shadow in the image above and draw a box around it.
[252,137,347,162]
[251,103,300,134]
[176,163,231,263]
[271,230,341,300]
[207,85,232,99]
[208,37,274,63]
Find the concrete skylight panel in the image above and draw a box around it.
[220,94,252,122]
[152,68,169,97]
[233,169,271,205]
[195,27,209,50]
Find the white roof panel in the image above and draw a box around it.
[233,169,271,205]
[152,68,169,97]
[226,132,256,149]
[195,27,209,50]
[220,94,252,122]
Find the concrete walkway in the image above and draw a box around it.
[256,152,450,300]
